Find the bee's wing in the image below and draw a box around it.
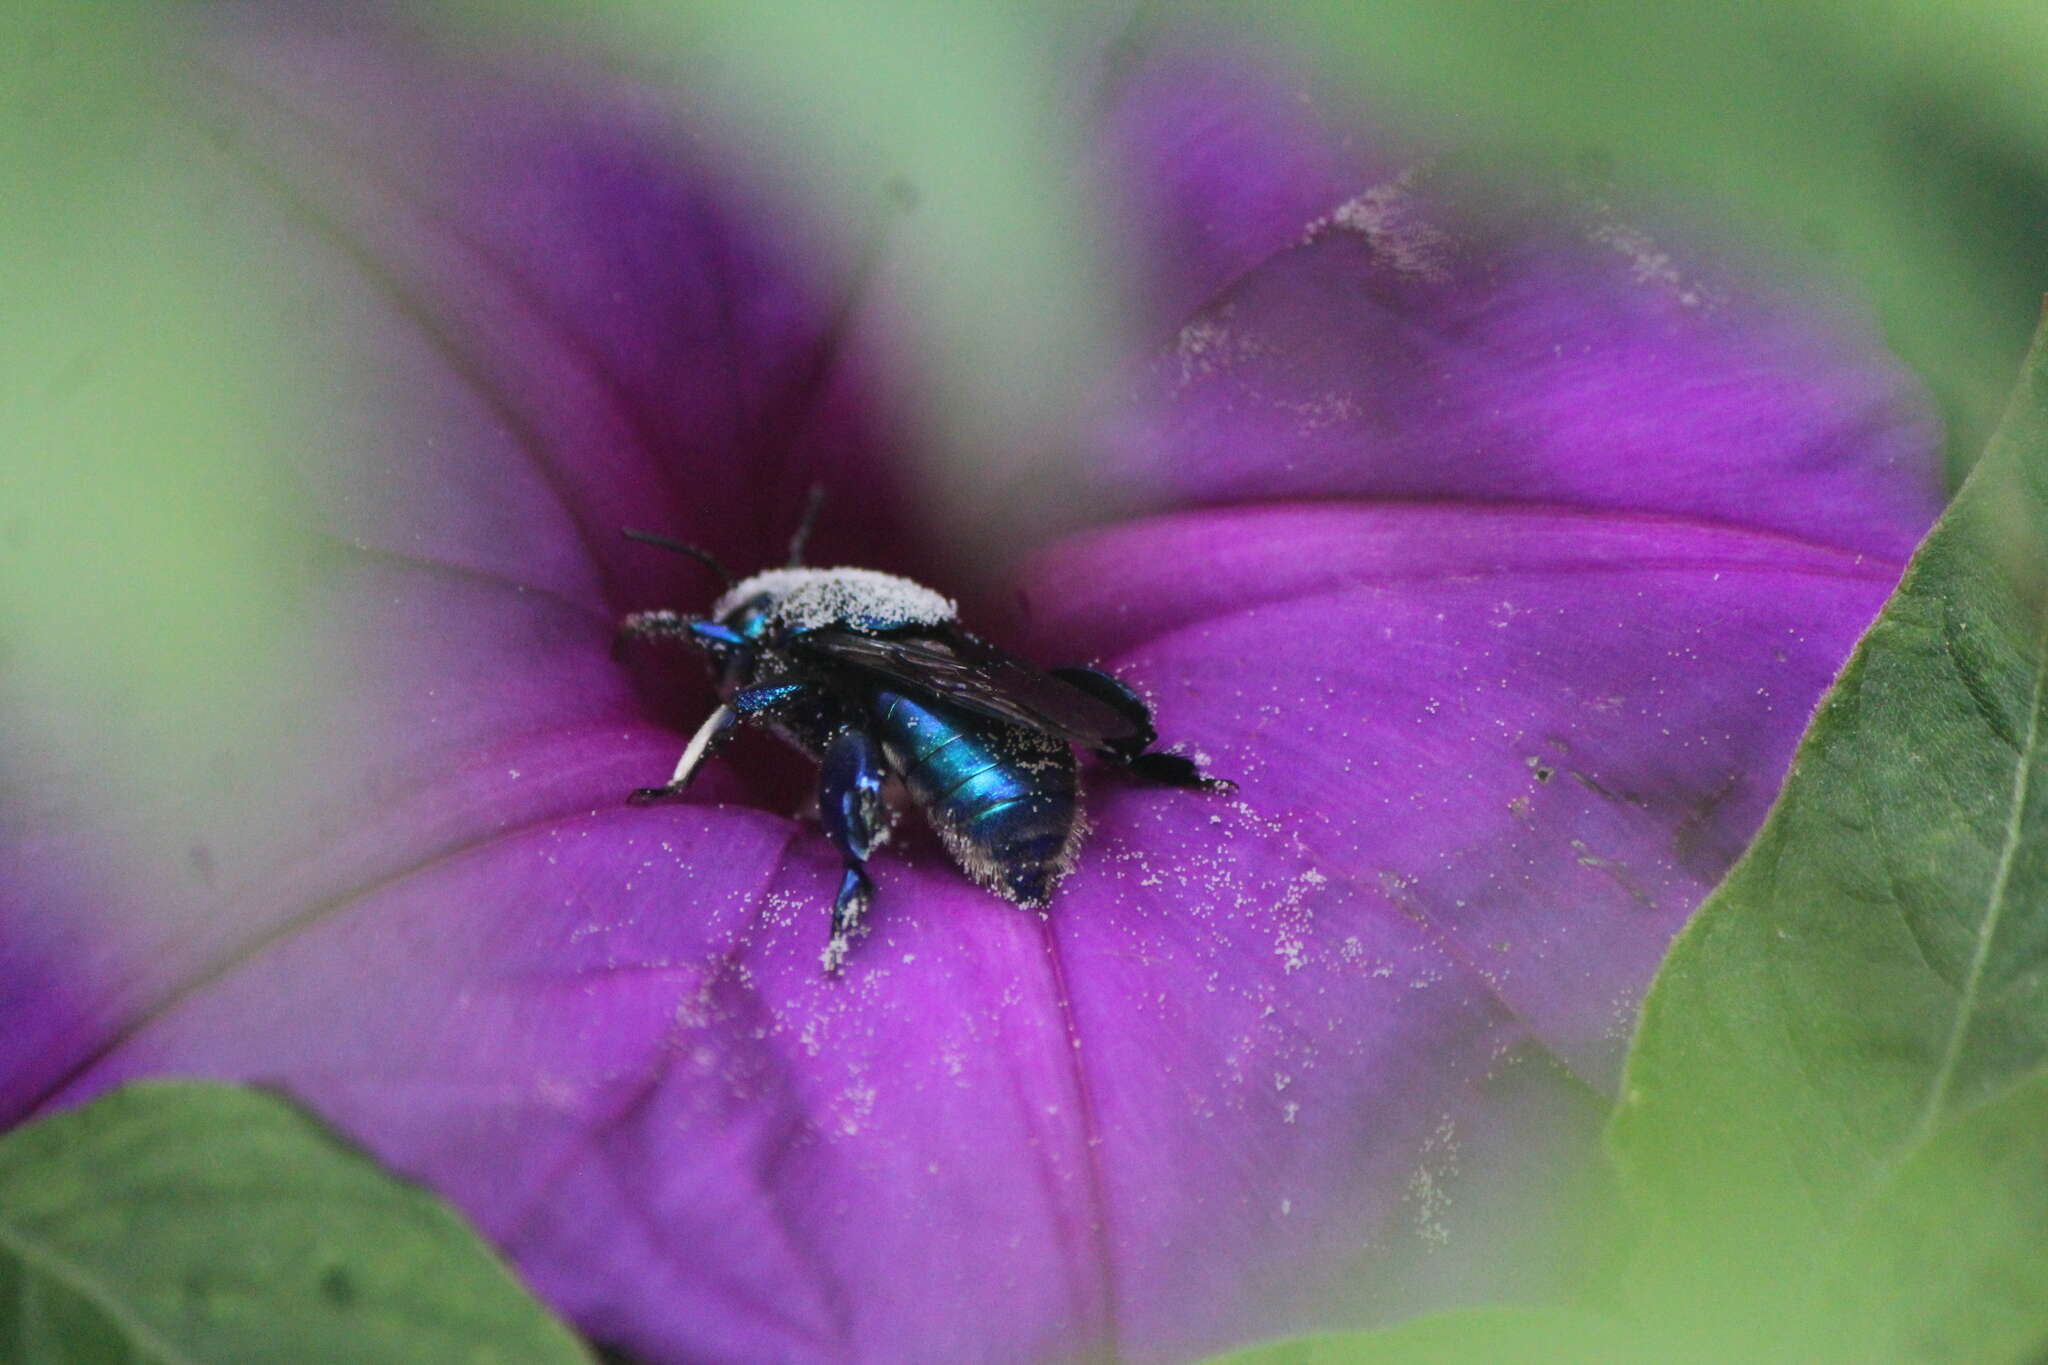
[794,627,1144,747]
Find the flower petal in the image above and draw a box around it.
[3,21,907,1113]
[1019,502,1908,1081]
[46,740,1594,1363]
[1092,34,1409,327]
[23,506,1913,1363]
[1094,170,1943,557]
[1,16,1947,1365]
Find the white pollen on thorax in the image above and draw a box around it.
[716,567,957,632]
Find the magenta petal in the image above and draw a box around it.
[1019,503,1905,1081]
[49,744,1579,1363]
[23,508,1910,1363]
[0,551,655,1110]
[1095,172,1942,557]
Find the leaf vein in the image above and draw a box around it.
[1911,614,2048,1141]
[1940,596,2022,755]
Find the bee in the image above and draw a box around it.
[615,493,1232,972]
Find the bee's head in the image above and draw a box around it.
[669,588,777,691]
[622,504,954,683]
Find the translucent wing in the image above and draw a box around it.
[794,627,1144,747]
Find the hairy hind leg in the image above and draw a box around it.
[1051,666,1235,792]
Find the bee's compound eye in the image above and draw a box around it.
[719,594,777,639]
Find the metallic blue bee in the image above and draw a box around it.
[615,496,1231,972]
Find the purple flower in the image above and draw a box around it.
[1,16,1940,1365]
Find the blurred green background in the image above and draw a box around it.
[2,3,314,835]
[13,0,2048,730]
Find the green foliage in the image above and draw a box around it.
[0,1084,592,1365]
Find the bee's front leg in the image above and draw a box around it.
[627,681,819,805]
[628,703,738,805]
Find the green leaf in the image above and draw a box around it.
[1606,315,2048,1354]
[1198,1306,1645,1365]
[1821,1071,2048,1365]
[0,1083,591,1364]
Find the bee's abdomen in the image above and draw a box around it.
[872,689,1080,906]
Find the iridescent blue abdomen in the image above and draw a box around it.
[870,687,1080,906]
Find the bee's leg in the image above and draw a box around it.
[1051,666,1235,792]
[628,682,816,805]
[817,726,891,974]
[1118,748,1234,791]
[629,703,738,804]
[732,680,812,715]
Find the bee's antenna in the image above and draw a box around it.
[786,483,827,566]
[622,529,738,588]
